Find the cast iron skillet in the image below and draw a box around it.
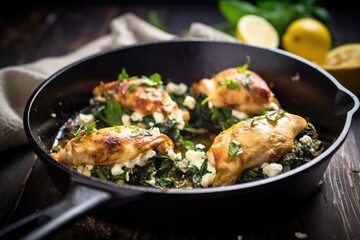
[1,40,359,239]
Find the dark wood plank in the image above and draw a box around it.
[0,145,37,226]
[0,8,52,68]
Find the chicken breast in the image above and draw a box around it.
[52,126,174,167]
[192,68,280,115]
[208,112,307,186]
[92,78,189,128]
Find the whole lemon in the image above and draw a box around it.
[282,18,332,64]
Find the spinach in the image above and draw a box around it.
[239,168,264,182]
[90,152,207,189]
[278,123,323,168]
[153,118,183,143]
[104,100,123,125]
[186,159,209,188]
[189,94,240,131]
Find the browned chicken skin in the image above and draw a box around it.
[52,126,174,167]
[192,68,280,115]
[208,112,307,186]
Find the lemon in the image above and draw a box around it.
[236,14,279,48]
[281,18,332,64]
[322,43,360,68]
[321,43,360,96]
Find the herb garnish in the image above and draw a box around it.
[72,121,97,137]
[218,78,240,89]
[118,68,129,81]
[265,109,286,122]
[228,139,243,156]
[127,73,163,92]
[236,56,251,73]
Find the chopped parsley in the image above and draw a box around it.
[236,56,251,73]
[118,68,129,81]
[228,139,243,156]
[265,109,286,122]
[72,121,97,137]
[218,78,240,89]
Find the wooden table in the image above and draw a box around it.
[1,3,359,240]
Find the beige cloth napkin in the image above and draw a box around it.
[0,12,236,152]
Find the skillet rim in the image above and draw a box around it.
[23,39,360,196]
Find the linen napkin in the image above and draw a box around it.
[0,12,236,152]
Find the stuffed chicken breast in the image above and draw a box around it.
[192,67,280,115]
[92,75,189,129]
[208,111,307,186]
[52,125,174,167]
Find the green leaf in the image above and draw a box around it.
[105,100,123,125]
[228,139,243,156]
[265,109,285,122]
[127,83,139,92]
[218,78,240,89]
[218,0,262,26]
[118,68,129,81]
[147,10,167,32]
[236,56,251,73]
[149,72,163,85]
[182,140,196,150]
[73,121,97,137]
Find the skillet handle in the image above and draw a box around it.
[0,179,141,240]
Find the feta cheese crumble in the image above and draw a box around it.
[111,149,156,176]
[184,149,216,187]
[165,82,188,96]
[295,232,308,239]
[261,162,283,177]
[121,114,131,125]
[75,113,95,126]
[183,95,196,110]
[130,112,144,122]
[231,110,248,120]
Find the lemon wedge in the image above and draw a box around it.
[322,43,360,69]
[321,43,360,96]
[236,14,279,48]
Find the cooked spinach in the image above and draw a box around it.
[188,94,240,131]
[90,151,209,189]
